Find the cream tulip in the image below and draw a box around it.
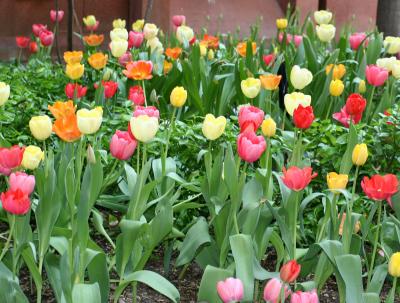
[0,82,10,106]
[376,57,397,73]
[284,92,312,116]
[202,114,226,140]
[241,77,261,98]
[316,24,336,42]
[143,23,158,40]
[290,65,313,90]
[110,39,128,58]
[29,115,52,140]
[77,107,103,135]
[110,28,128,41]
[146,37,164,54]
[314,10,333,25]
[22,145,44,170]
[392,61,400,79]
[384,36,400,55]
[130,115,159,143]
[176,25,194,44]
[112,18,126,29]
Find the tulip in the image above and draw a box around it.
[293,105,314,129]
[29,115,52,141]
[352,143,368,166]
[314,10,332,24]
[329,79,344,96]
[165,47,182,60]
[110,39,128,58]
[349,32,367,50]
[132,19,145,32]
[237,131,266,163]
[143,23,158,40]
[389,252,400,277]
[200,34,219,49]
[163,60,173,74]
[113,18,126,29]
[365,65,388,87]
[280,260,301,283]
[50,10,64,22]
[16,36,30,48]
[22,145,44,170]
[170,86,187,107]
[200,43,207,57]
[83,34,104,47]
[130,115,159,143]
[291,289,319,303]
[118,52,132,67]
[236,41,257,57]
[263,278,290,303]
[332,106,362,128]
[123,60,153,80]
[146,37,164,54]
[338,213,361,236]
[100,81,117,99]
[88,52,108,70]
[263,54,275,66]
[316,24,336,42]
[110,130,137,160]
[129,85,145,106]
[284,92,312,116]
[0,146,24,176]
[0,189,31,215]
[361,174,399,206]
[358,80,366,93]
[282,166,317,191]
[327,172,348,193]
[133,106,160,118]
[76,107,103,135]
[376,57,397,73]
[52,113,82,142]
[176,25,194,44]
[0,82,10,106]
[260,74,282,90]
[39,29,54,46]
[64,51,83,65]
[294,35,303,47]
[241,77,261,98]
[261,118,276,138]
[65,83,87,99]
[110,28,128,41]
[65,63,84,80]
[276,18,288,30]
[278,33,293,44]
[325,64,346,80]
[216,278,244,303]
[392,61,400,79]
[32,24,47,37]
[207,49,215,60]
[238,105,264,132]
[83,15,97,27]
[384,36,400,54]
[9,172,35,195]
[202,114,226,140]
[128,31,144,48]
[290,65,313,90]
[345,93,366,116]
[29,41,38,53]
[172,15,186,27]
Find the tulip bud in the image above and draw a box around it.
[110,28,128,41]
[290,65,313,90]
[200,43,207,57]
[216,278,244,303]
[330,79,344,96]
[352,143,368,166]
[384,36,400,54]
[110,39,128,58]
[176,25,195,44]
[358,80,366,93]
[261,118,276,138]
[29,115,52,141]
[202,114,226,140]
[276,18,288,30]
[327,172,348,193]
[170,86,187,107]
[22,145,44,170]
[280,259,301,283]
[0,82,11,106]
[389,252,400,277]
[102,68,112,81]
[143,23,159,40]
[86,144,96,164]
[207,49,215,60]
[150,89,157,103]
[83,15,97,27]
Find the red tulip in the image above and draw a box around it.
[50,10,64,22]
[291,289,319,303]
[238,105,264,133]
[102,81,118,99]
[366,65,388,87]
[294,35,303,47]
[349,32,368,50]
[129,85,145,106]
[29,41,38,53]
[263,54,275,66]
[345,93,367,116]
[32,24,47,37]
[282,166,317,191]
[172,15,186,27]
[110,130,137,160]
[280,260,301,283]
[9,172,35,195]
[128,31,144,49]
[65,83,87,99]
[263,278,290,303]
[333,106,362,128]
[0,146,25,176]
[237,131,266,163]
[133,106,159,118]
[39,29,54,46]
[361,174,399,207]
[16,36,30,48]
[0,189,31,215]
[293,105,314,129]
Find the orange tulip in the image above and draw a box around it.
[63,51,83,65]
[325,64,346,80]
[123,60,153,80]
[165,47,182,60]
[200,34,219,49]
[52,114,82,142]
[48,100,76,120]
[236,42,257,57]
[260,74,282,90]
[88,52,108,70]
[83,34,104,47]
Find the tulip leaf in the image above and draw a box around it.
[72,283,101,303]
[335,254,364,303]
[339,123,357,174]
[197,265,233,303]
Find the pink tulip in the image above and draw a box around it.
[278,33,293,44]
[50,10,64,22]
[263,54,275,66]
[291,289,319,303]
[86,21,99,32]
[332,106,362,128]
[129,86,145,106]
[110,130,137,160]
[39,29,54,47]
[0,189,31,215]
[133,106,160,118]
[0,146,25,176]
[237,131,266,163]
[365,64,388,87]
[216,277,244,303]
[349,32,368,50]
[32,24,47,37]
[238,105,264,133]
[281,166,317,191]
[263,278,290,303]
[128,31,144,49]
[118,52,132,67]
[294,35,303,47]
[172,15,186,27]
[9,172,35,196]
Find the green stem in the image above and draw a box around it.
[364,86,376,122]
[330,193,339,238]
[292,192,299,259]
[264,137,272,198]
[367,201,382,288]
[142,144,147,169]
[142,80,147,106]
[136,143,140,174]
[162,107,177,175]
[325,95,334,120]
[281,109,287,131]
[0,215,15,261]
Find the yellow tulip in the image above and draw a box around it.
[130,115,159,143]
[329,80,344,96]
[325,64,346,80]
[110,28,128,41]
[170,86,187,107]
[284,92,312,116]
[327,172,348,193]
[316,24,336,42]
[261,118,276,138]
[65,63,84,80]
[241,77,261,98]
[132,19,145,32]
[113,18,126,29]
[260,74,282,91]
[88,52,108,70]
[143,23,158,40]
[110,39,128,58]
[276,18,288,30]
[22,145,44,170]
[83,15,97,27]
[29,115,52,141]
[64,51,83,65]
[389,252,400,277]
[76,107,103,134]
[207,49,215,60]
[202,114,226,140]
[290,65,313,90]
[176,25,194,44]
[163,60,173,74]
[384,36,400,55]
[314,10,333,24]
[358,80,366,93]
[0,82,10,106]
[200,43,207,57]
[352,143,368,166]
